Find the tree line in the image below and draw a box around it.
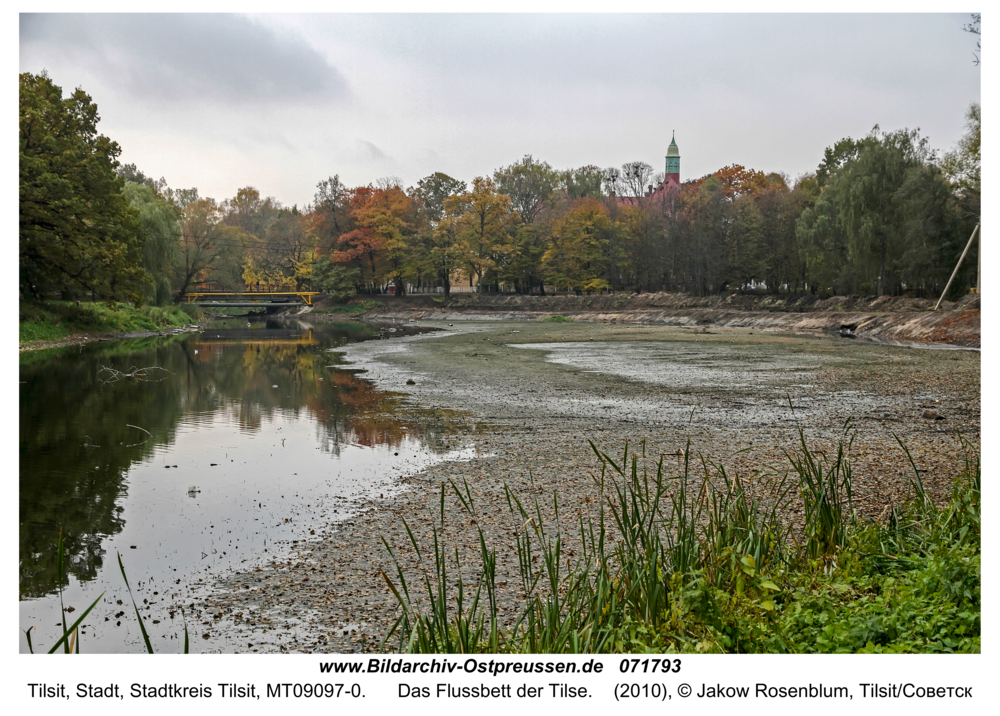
[20,71,981,305]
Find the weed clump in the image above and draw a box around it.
[383,428,980,654]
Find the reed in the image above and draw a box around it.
[382,427,980,654]
[22,532,189,654]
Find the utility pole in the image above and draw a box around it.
[935,223,980,310]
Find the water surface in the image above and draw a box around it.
[19,319,468,653]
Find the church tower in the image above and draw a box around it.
[665,131,680,185]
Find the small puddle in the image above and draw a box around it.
[510,341,823,390]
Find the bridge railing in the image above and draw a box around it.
[188,283,313,293]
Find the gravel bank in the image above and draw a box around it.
[193,321,980,653]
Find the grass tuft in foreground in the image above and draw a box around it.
[24,532,189,654]
[383,428,979,654]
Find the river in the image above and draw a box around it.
[18,318,472,653]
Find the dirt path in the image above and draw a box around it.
[192,321,980,654]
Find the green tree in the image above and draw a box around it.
[798,126,959,296]
[492,157,559,293]
[561,165,606,200]
[797,181,853,294]
[410,173,466,296]
[412,172,466,224]
[894,163,966,295]
[725,194,764,291]
[19,72,148,302]
[493,155,558,225]
[311,256,360,301]
[122,182,180,305]
[941,102,981,223]
[815,137,869,188]
[839,127,934,295]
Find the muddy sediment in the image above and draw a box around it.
[345,291,981,348]
[192,319,980,654]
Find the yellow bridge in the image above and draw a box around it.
[183,286,320,308]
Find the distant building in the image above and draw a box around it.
[664,131,681,187]
[617,131,682,205]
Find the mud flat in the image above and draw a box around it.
[195,321,980,653]
[324,291,982,348]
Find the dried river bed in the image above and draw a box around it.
[186,321,979,653]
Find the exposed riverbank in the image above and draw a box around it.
[192,320,980,653]
[301,291,981,348]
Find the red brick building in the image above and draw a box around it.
[616,131,682,206]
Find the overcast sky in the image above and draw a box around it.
[19,12,981,208]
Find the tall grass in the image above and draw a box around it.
[382,428,980,654]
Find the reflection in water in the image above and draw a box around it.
[19,320,464,633]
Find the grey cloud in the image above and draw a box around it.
[356,140,389,162]
[20,13,349,106]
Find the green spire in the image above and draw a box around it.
[667,131,680,158]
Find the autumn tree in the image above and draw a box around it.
[331,183,415,294]
[542,198,614,293]
[174,197,246,299]
[263,208,315,288]
[440,177,517,291]
[713,164,770,199]
[311,175,354,251]
[222,186,281,239]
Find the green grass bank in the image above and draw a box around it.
[19,301,202,347]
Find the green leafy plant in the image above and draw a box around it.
[382,431,979,654]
